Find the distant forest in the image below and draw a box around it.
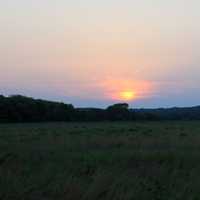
[1,95,200,122]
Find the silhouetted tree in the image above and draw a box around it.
[1,94,200,122]
[0,95,75,122]
[106,103,130,121]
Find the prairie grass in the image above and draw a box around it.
[1,121,200,199]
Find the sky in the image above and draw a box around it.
[1,0,200,108]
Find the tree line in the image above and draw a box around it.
[0,95,200,122]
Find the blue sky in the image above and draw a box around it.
[1,0,200,108]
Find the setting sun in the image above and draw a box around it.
[120,90,136,101]
[102,79,154,101]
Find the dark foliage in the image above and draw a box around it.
[106,103,131,121]
[75,108,107,121]
[0,95,74,122]
[134,107,200,120]
[1,94,200,122]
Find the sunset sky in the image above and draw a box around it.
[1,0,200,108]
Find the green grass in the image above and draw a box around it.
[1,121,200,200]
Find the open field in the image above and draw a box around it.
[1,121,200,200]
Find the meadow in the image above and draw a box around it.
[1,121,200,200]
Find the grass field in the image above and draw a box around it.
[1,121,200,200]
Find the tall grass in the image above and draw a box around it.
[1,121,200,199]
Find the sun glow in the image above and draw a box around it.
[120,90,136,101]
[101,78,155,101]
